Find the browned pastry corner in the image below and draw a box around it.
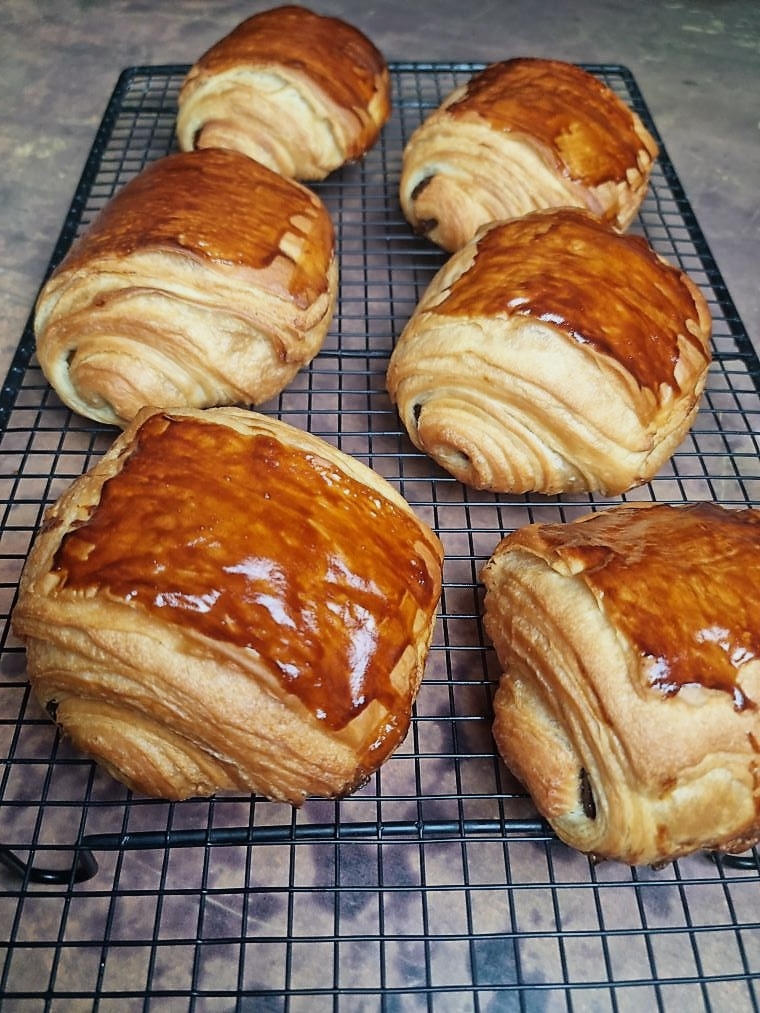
[481,501,760,867]
[12,406,444,804]
[33,148,337,428]
[176,4,391,180]
[387,207,712,495]
[400,57,659,252]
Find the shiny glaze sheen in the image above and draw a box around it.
[52,148,335,309]
[434,208,710,395]
[450,58,649,186]
[51,413,439,729]
[189,5,389,150]
[529,502,760,707]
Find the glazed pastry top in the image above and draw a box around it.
[49,411,440,732]
[508,502,760,709]
[431,208,711,396]
[447,58,654,187]
[51,148,335,309]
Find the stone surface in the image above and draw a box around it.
[2,3,760,1005]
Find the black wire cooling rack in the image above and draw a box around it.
[2,62,760,1011]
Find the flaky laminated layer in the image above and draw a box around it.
[12,406,444,803]
[481,501,760,866]
[387,208,712,495]
[34,148,337,427]
[400,58,659,251]
[177,5,391,180]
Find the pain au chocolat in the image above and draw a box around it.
[400,57,659,252]
[12,406,443,803]
[387,207,712,496]
[34,148,337,428]
[176,5,391,180]
[481,501,760,867]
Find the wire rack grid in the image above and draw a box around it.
[1,62,760,1012]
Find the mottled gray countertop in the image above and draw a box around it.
[2,3,760,1010]
[1,0,758,385]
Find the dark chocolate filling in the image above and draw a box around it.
[579,767,597,820]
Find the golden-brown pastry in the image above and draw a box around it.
[12,406,444,804]
[481,501,760,867]
[34,148,337,428]
[386,208,712,495]
[400,57,659,252]
[176,5,391,180]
